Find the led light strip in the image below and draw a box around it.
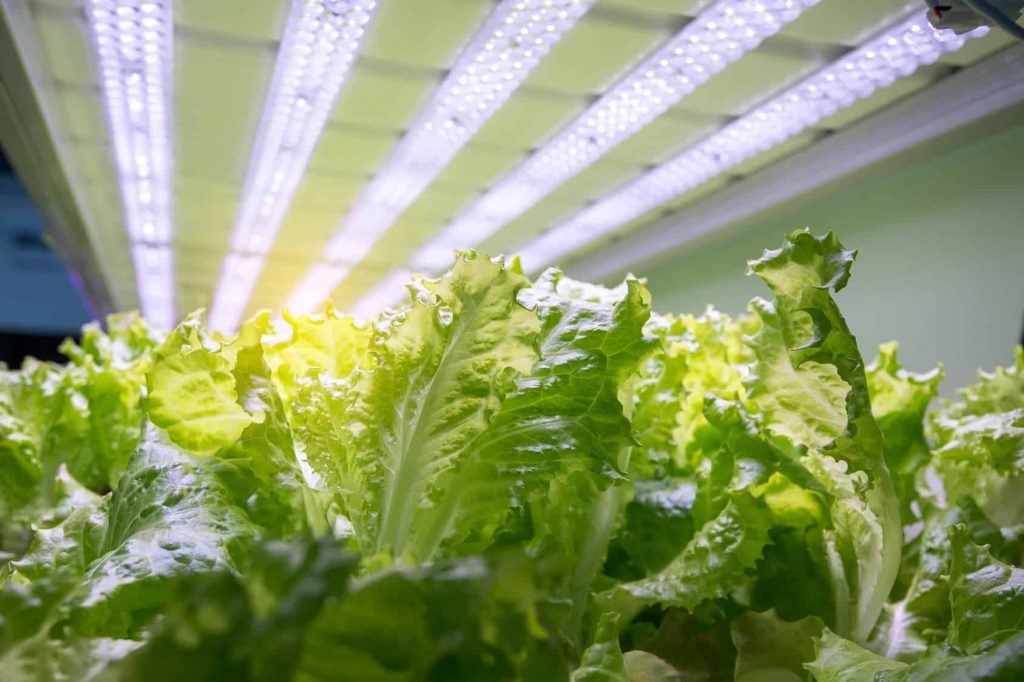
[321,0,594,265]
[207,0,378,333]
[411,0,821,272]
[350,14,990,317]
[281,0,595,319]
[85,0,175,328]
[513,16,989,272]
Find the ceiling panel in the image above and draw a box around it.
[306,126,398,176]
[472,89,586,150]
[604,112,720,165]
[176,0,288,42]
[360,0,494,70]
[174,39,272,186]
[55,89,106,140]
[69,142,116,186]
[779,0,914,45]
[480,157,645,255]
[33,12,96,86]
[329,67,438,133]
[401,183,483,223]
[429,142,529,192]
[521,11,671,95]
[600,0,709,17]
[673,42,829,117]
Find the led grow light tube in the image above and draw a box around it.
[132,243,175,329]
[280,0,595,319]
[85,0,175,327]
[411,0,821,272]
[320,0,595,267]
[513,15,988,273]
[207,0,378,333]
[292,0,820,318]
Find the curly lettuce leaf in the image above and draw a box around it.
[0,357,72,499]
[948,525,1024,655]
[106,538,359,682]
[145,314,256,455]
[867,507,962,662]
[218,315,322,535]
[573,612,627,681]
[866,343,943,510]
[627,309,751,475]
[923,349,1024,529]
[600,492,771,616]
[952,347,1024,416]
[295,253,539,560]
[807,629,1024,681]
[471,271,654,646]
[603,478,697,582]
[747,230,902,641]
[262,307,372,407]
[297,554,567,681]
[732,609,823,682]
[7,427,258,638]
[806,629,908,681]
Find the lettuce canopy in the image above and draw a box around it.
[2,233,1022,681]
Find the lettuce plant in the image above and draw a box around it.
[1,231,1021,681]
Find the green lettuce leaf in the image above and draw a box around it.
[732,609,823,682]
[867,508,956,662]
[297,554,567,681]
[7,426,258,638]
[600,492,771,616]
[262,306,372,407]
[108,538,360,682]
[807,630,1024,681]
[573,612,628,681]
[603,478,697,582]
[747,230,902,641]
[806,629,908,681]
[627,309,752,474]
[865,342,943,511]
[145,314,255,455]
[294,253,539,560]
[947,525,1024,655]
[924,348,1024,528]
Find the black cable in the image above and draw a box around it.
[962,0,1024,40]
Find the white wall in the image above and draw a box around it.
[636,124,1024,393]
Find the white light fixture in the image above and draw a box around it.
[282,0,596,319]
[412,0,822,271]
[513,16,988,273]
[206,253,263,333]
[283,262,351,316]
[348,268,412,320]
[132,243,175,330]
[321,0,595,266]
[85,0,175,327]
[208,0,379,332]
